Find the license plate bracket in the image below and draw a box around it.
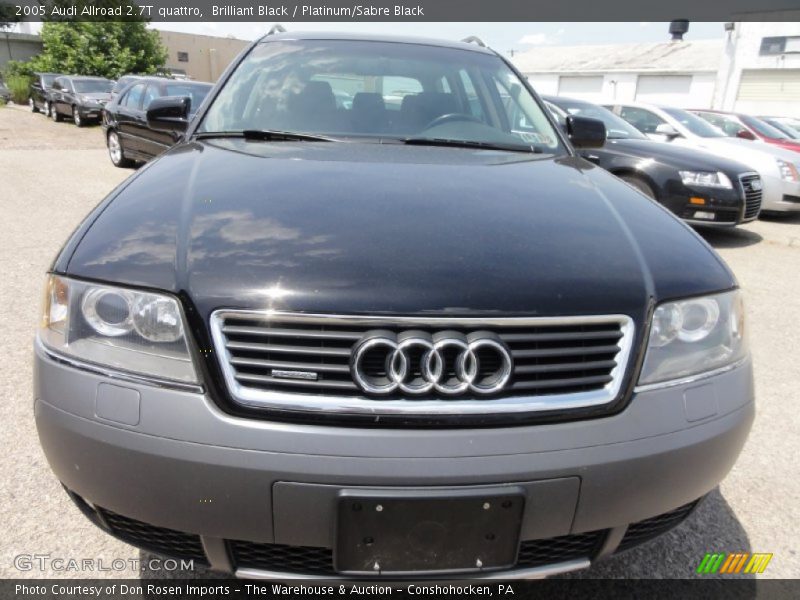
[334,487,524,575]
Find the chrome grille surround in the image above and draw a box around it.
[209,311,635,416]
[739,172,762,221]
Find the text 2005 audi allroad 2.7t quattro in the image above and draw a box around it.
[34,32,753,579]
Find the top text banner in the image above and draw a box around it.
[4,0,800,22]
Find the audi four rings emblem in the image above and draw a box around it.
[351,330,514,396]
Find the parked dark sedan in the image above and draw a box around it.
[49,76,113,126]
[110,74,143,100]
[102,77,212,167]
[545,96,762,226]
[29,72,62,114]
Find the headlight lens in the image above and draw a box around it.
[40,275,198,383]
[678,170,733,189]
[638,290,747,386]
[776,159,800,182]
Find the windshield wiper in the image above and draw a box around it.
[196,130,337,142]
[402,137,542,153]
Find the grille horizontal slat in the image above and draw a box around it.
[230,357,351,373]
[222,325,363,340]
[225,340,352,357]
[511,344,621,359]
[515,359,617,374]
[500,330,622,343]
[211,312,633,413]
[511,374,613,391]
[236,372,359,390]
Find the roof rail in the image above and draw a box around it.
[267,24,287,35]
[461,36,487,48]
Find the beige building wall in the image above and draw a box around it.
[158,30,250,82]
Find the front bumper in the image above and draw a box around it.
[34,341,754,578]
[77,105,103,120]
[761,175,800,213]
[673,188,748,226]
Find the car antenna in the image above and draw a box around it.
[461,36,487,48]
[267,24,287,35]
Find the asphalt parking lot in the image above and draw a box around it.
[0,102,798,580]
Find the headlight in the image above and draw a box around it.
[776,159,800,182]
[40,275,198,383]
[638,290,747,386]
[678,171,733,189]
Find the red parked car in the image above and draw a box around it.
[691,109,800,154]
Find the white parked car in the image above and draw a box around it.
[606,102,800,214]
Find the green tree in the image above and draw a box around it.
[33,20,167,79]
[0,2,23,30]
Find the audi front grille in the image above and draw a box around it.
[739,173,762,221]
[209,311,635,416]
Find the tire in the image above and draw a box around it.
[50,103,61,122]
[107,130,134,168]
[620,175,656,200]
[30,97,38,113]
[72,106,83,127]
[44,101,50,116]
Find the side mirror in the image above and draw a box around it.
[147,95,191,133]
[655,123,681,138]
[736,128,757,141]
[566,115,606,148]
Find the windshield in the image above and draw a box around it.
[74,79,112,94]
[740,115,791,140]
[41,74,57,87]
[662,108,725,138]
[550,100,645,140]
[198,39,563,153]
[767,118,800,139]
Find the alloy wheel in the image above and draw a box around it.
[108,132,123,165]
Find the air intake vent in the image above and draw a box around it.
[97,508,208,565]
[617,500,700,552]
[210,312,634,416]
[229,531,607,575]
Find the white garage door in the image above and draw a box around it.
[735,69,800,117]
[557,76,604,101]
[635,75,693,106]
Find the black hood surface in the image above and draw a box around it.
[81,92,112,101]
[63,140,735,322]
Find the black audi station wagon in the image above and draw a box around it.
[35,32,753,579]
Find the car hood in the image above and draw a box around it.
[607,138,753,174]
[81,92,112,101]
[684,137,800,176]
[63,140,734,321]
[766,138,800,153]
